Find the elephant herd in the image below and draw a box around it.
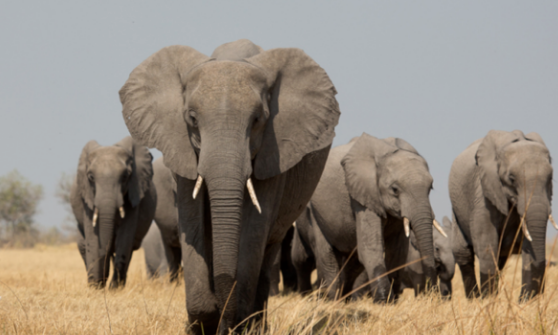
[68,39,554,335]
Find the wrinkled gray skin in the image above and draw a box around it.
[450,130,553,301]
[143,157,182,282]
[119,39,339,334]
[71,136,156,289]
[302,134,437,302]
[399,217,454,298]
[142,222,169,278]
[292,209,454,299]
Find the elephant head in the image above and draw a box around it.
[341,133,438,288]
[434,216,455,298]
[475,129,552,297]
[119,40,339,318]
[77,136,153,286]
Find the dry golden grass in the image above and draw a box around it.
[1,243,558,334]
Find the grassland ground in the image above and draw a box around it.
[1,242,558,334]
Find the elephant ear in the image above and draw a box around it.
[475,130,522,215]
[341,133,396,218]
[211,39,263,61]
[382,137,420,155]
[246,48,340,179]
[115,136,154,208]
[77,140,101,210]
[119,46,210,180]
[442,216,452,229]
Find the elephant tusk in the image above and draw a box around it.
[92,208,98,227]
[550,215,558,230]
[119,206,125,219]
[246,178,262,214]
[433,219,448,238]
[403,217,410,238]
[521,218,533,242]
[192,175,203,199]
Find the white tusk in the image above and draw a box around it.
[521,218,533,242]
[246,178,262,214]
[403,217,410,238]
[92,208,98,227]
[192,175,203,199]
[550,215,558,230]
[433,219,448,238]
[119,206,125,219]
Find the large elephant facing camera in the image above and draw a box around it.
[70,136,156,288]
[450,130,554,300]
[119,39,340,334]
[300,134,443,302]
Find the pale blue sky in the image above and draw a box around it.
[0,1,557,235]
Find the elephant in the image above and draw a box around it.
[142,157,182,282]
[398,216,454,298]
[142,222,169,278]
[297,133,443,302]
[449,130,554,300]
[119,39,340,334]
[70,136,157,288]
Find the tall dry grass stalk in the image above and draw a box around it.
[1,242,558,334]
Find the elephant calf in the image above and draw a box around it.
[71,136,157,288]
[142,157,182,282]
[450,130,553,301]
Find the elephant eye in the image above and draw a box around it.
[184,109,198,128]
[87,173,94,183]
[508,174,516,184]
[390,185,399,196]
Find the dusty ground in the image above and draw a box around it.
[1,243,558,334]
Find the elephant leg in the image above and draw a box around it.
[313,222,342,300]
[110,208,139,289]
[452,214,480,299]
[268,248,281,297]
[351,271,370,300]
[176,177,219,335]
[253,243,282,320]
[520,239,546,301]
[280,226,298,293]
[355,206,392,303]
[384,231,409,300]
[167,246,182,283]
[471,207,500,297]
[291,227,315,294]
[236,174,286,326]
[78,234,87,268]
[340,253,364,299]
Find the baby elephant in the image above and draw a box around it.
[71,136,157,288]
[398,216,454,298]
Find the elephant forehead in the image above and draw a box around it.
[187,61,266,108]
[89,147,130,167]
[502,141,550,160]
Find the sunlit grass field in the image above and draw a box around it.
[1,242,558,334]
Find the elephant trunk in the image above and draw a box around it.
[407,202,437,292]
[88,196,118,287]
[198,128,252,331]
[519,197,549,300]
